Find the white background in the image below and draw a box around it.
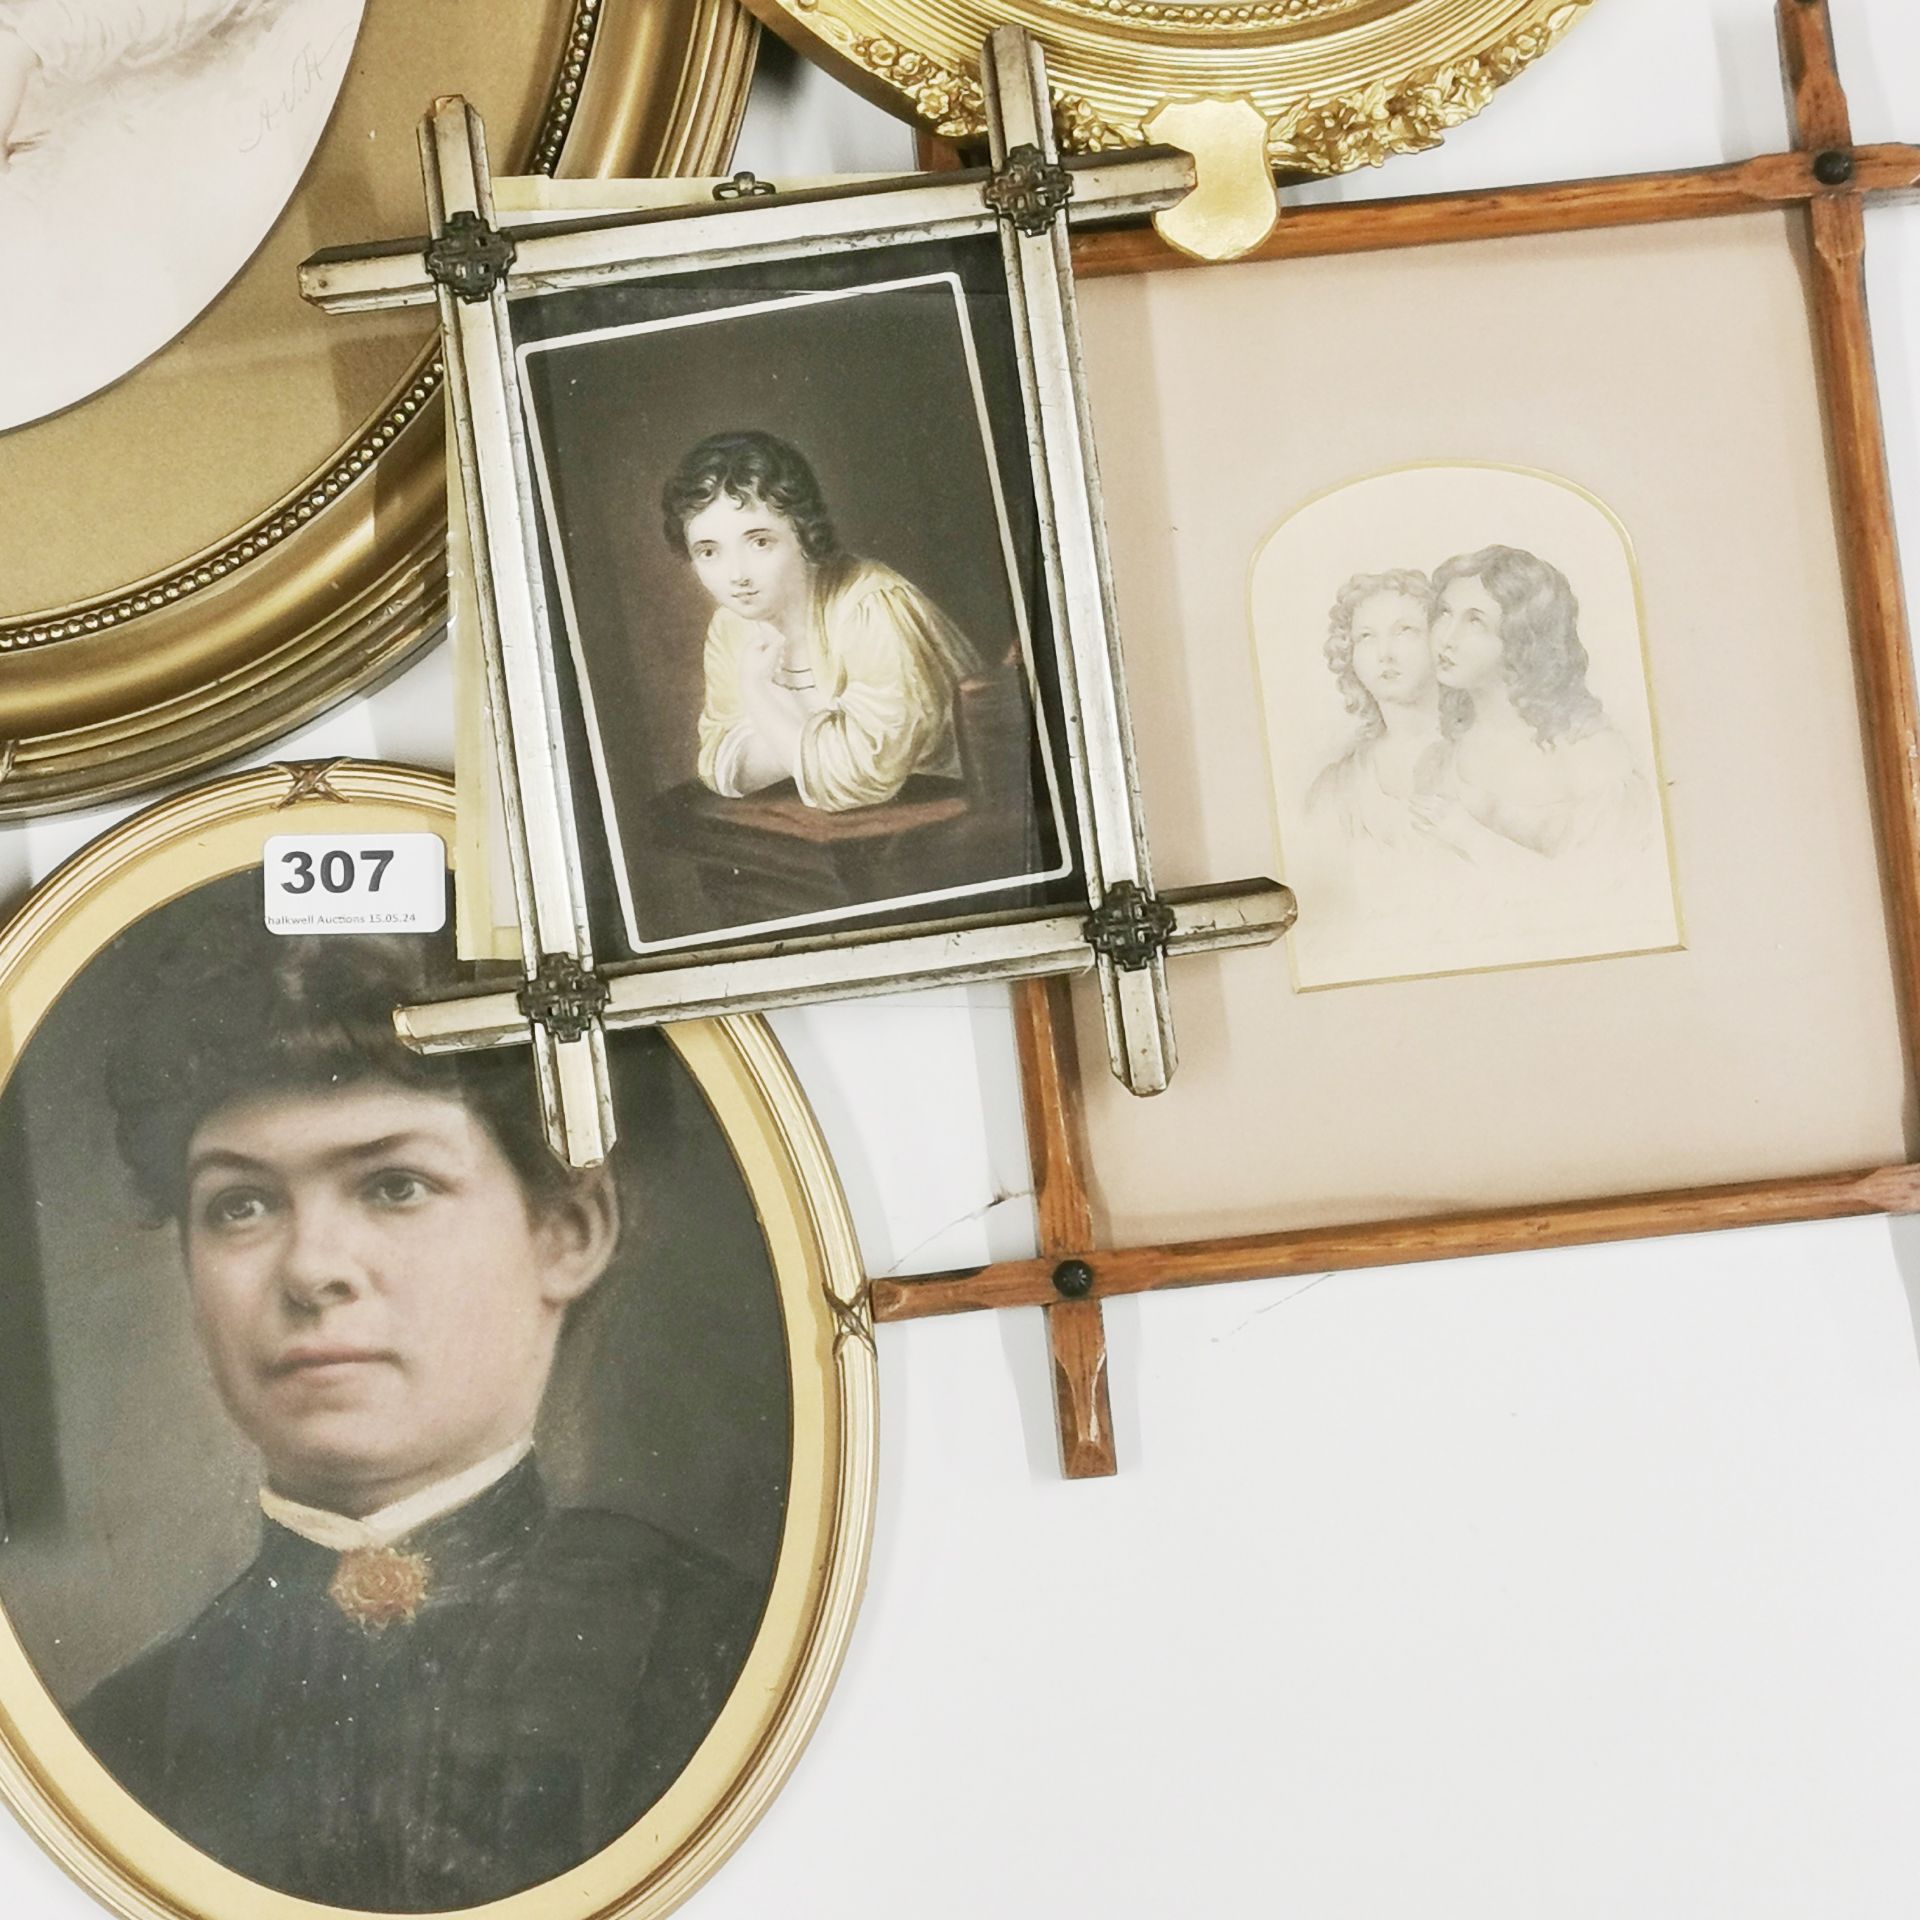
[8,1,1920,1913]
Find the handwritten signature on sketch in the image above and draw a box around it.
[238,22,349,154]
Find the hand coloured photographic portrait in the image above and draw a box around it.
[513,244,1076,957]
[1252,465,1682,990]
[0,769,873,1920]
[0,0,362,429]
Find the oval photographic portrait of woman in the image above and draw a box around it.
[0,763,875,1920]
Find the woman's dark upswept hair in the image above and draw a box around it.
[105,903,581,1227]
[660,430,844,567]
[1433,544,1605,746]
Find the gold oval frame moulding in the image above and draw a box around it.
[749,0,1590,170]
[0,763,877,1920]
[0,2,757,818]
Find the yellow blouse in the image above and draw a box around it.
[695,558,978,813]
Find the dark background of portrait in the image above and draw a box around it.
[0,873,792,1708]
[513,236,1078,952]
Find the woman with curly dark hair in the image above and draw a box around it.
[1421,544,1653,860]
[663,429,978,813]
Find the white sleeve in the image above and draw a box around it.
[707,722,758,800]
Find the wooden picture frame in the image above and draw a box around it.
[0,0,756,819]
[0,762,876,1920]
[872,0,1920,1478]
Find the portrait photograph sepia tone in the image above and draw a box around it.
[0,769,874,1920]
[1251,464,1682,991]
[514,253,1075,957]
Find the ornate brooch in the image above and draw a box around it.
[328,1545,432,1632]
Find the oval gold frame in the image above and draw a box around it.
[0,3,757,818]
[0,763,877,1920]
[745,0,1590,171]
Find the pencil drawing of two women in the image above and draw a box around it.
[1309,545,1655,870]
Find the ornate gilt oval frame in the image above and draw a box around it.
[0,762,877,1920]
[744,0,1590,169]
[0,3,757,819]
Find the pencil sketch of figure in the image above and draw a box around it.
[1250,463,1682,989]
[1417,544,1656,865]
[664,430,982,813]
[0,0,362,428]
[1306,569,1470,855]
[0,0,280,165]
